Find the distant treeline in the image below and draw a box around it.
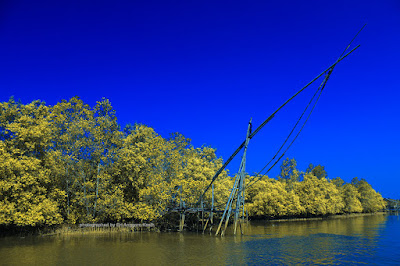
[0,97,386,228]
[246,159,386,218]
[385,198,400,210]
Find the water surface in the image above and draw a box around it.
[1,213,399,265]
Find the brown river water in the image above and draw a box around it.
[1,213,399,265]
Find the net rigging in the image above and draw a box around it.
[175,25,366,236]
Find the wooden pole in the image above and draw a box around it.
[198,45,359,204]
[217,119,252,236]
[211,184,214,224]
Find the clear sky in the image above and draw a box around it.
[1,1,399,198]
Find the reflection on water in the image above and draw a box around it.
[244,213,387,238]
[1,213,400,265]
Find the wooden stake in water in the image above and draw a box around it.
[216,119,252,236]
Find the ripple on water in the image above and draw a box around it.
[0,213,399,265]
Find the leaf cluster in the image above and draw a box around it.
[246,158,386,218]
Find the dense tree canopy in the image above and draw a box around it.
[246,159,386,218]
[0,97,386,227]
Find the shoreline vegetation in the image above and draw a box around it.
[0,97,390,237]
[261,211,388,223]
[2,212,393,238]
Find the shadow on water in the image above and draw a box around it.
[1,213,400,265]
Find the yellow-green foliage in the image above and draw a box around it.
[115,125,231,221]
[295,173,344,216]
[341,183,363,213]
[352,178,386,213]
[245,159,385,218]
[246,176,304,217]
[0,99,63,226]
[0,98,387,228]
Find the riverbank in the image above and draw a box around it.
[1,211,389,237]
[43,222,158,237]
[0,222,157,237]
[258,211,387,223]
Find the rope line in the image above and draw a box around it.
[245,25,366,188]
[247,67,334,188]
[197,25,364,204]
[255,77,322,175]
[197,45,359,204]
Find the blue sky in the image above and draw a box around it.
[1,1,399,198]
